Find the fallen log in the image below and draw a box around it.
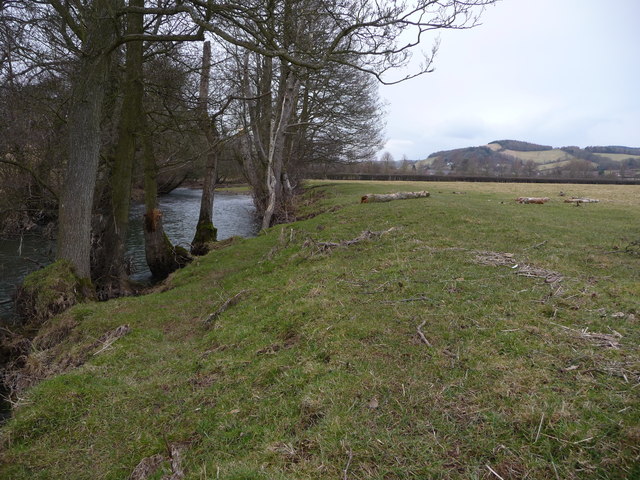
[361,191,429,203]
[564,197,599,204]
[516,197,550,204]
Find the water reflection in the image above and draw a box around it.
[0,189,258,320]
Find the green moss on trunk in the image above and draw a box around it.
[16,260,94,327]
[190,220,218,255]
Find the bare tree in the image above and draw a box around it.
[180,0,497,227]
[3,0,498,284]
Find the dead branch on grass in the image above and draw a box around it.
[342,445,353,480]
[416,320,432,347]
[515,264,563,284]
[524,240,547,250]
[203,290,249,326]
[474,251,563,284]
[382,295,430,304]
[474,251,516,267]
[564,197,599,205]
[550,321,622,349]
[304,228,395,254]
[92,324,131,355]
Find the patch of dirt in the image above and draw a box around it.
[256,333,300,356]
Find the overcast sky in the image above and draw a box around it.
[380,0,640,160]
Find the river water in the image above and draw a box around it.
[0,189,258,321]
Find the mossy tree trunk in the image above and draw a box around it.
[92,0,144,295]
[191,41,218,256]
[191,149,218,255]
[141,117,191,280]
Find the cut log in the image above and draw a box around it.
[516,197,550,204]
[361,191,429,203]
[564,198,599,204]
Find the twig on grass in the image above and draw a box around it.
[534,413,545,443]
[551,457,561,480]
[416,320,432,347]
[203,290,249,326]
[382,295,430,304]
[486,464,505,480]
[525,240,547,250]
[343,446,353,480]
[549,321,622,349]
[304,228,395,254]
[92,324,131,356]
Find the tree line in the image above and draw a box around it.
[0,0,497,298]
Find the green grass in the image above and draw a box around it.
[1,181,639,479]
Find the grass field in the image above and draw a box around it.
[501,149,569,164]
[1,181,639,479]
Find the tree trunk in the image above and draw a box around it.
[191,41,218,255]
[93,0,144,294]
[262,69,300,229]
[191,149,218,255]
[141,117,191,279]
[56,0,116,280]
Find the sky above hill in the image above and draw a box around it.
[380,0,640,160]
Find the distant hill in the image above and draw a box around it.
[418,140,640,178]
[488,140,553,152]
[585,146,640,155]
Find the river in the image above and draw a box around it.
[0,189,258,322]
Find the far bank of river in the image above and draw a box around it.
[0,189,258,322]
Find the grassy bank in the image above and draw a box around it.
[1,181,639,479]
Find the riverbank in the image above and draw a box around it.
[1,181,639,478]
[0,189,259,322]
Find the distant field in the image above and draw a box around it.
[536,159,598,171]
[593,153,640,162]
[501,149,570,164]
[2,180,639,479]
